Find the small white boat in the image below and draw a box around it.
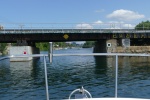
[68,86,149,100]
[68,98,149,100]
[68,86,92,99]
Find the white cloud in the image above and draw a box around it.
[107,9,145,21]
[122,24,135,29]
[108,21,124,24]
[92,20,103,27]
[75,20,136,29]
[94,20,103,24]
[99,21,136,29]
[76,23,93,29]
[83,20,103,29]
[108,21,136,29]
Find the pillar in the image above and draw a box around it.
[93,39,117,53]
[9,46,39,61]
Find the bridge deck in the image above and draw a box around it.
[0,29,150,42]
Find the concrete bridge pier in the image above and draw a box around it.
[93,39,117,53]
[9,40,39,61]
[9,46,39,61]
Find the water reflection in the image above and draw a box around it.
[95,56,150,77]
[0,59,47,100]
[94,56,116,97]
[94,56,150,98]
[117,57,150,98]
[0,59,10,78]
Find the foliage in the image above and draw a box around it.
[36,42,49,51]
[11,43,17,46]
[82,41,95,48]
[36,42,70,51]
[135,20,150,30]
[54,42,67,48]
[0,43,7,55]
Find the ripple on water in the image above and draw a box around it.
[0,49,150,99]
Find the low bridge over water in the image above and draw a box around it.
[0,29,150,43]
[0,23,150,43]
[1,23,150,61]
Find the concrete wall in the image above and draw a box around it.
[93,39,117,53]
[9,46,39,61]
[115,46,150,53]
[106,39,117,53]
[94,39,150,53]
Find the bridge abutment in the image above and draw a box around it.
[9,46,39,61]
[94,38,150,53]
[94,39,117,53]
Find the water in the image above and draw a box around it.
[0,48,150,100]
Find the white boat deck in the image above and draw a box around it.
[68,98,149,100]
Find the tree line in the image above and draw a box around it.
[35,42,72,51]
[0,43,8,55]
[35,42,94,51]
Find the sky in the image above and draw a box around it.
[0,0,150,28]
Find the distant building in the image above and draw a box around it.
[72,42,77,45]
[0,25,4,30]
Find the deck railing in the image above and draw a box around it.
[0,23,150,32]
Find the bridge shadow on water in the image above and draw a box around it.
[94,56,108,74]
[93,56,116,97]
[94,56,116,74]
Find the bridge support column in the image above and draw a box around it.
[94,39,117,53]
[9,46,39,61]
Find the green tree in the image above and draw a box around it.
[56,42,67,48]
[36,42,49,51]
[82,41,95,48]
[135,20,150,30]
[0,43,7,55]
[36,42,68,51]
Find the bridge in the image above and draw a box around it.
[0,29,150,43]
[1,23,150,61]
[0,23,150,43]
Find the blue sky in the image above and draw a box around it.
[0,0,150,28]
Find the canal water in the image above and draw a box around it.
[0,48,150,100]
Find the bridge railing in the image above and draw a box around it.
[0,23,137,29]
[1,29,150,34]
[1,23,150,34]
